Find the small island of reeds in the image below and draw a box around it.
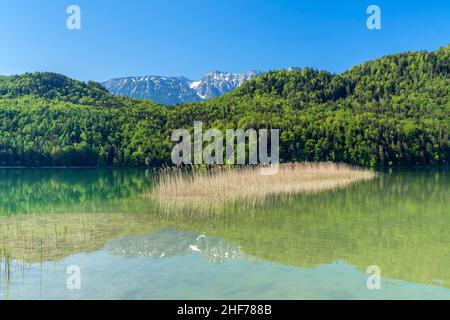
[151,162,375,213]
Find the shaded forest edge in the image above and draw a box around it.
[0,44,448,168]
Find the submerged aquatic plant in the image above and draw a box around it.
[0,248,12,299]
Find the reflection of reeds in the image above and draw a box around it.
[0,212,160,264]
[151,163,375,213]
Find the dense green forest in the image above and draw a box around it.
[0,45,449,167]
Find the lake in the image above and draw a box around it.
[0,168,449,299]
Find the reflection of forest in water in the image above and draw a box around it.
[0,169,449,291]
[0,168,156,215]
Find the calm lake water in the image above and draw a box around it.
[0,168,449,300]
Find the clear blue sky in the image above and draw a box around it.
[0,0,449,81]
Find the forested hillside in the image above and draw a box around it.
[0,45,448,167]
[0,73,170,166]
[175,45,450,167]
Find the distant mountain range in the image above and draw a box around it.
[102,70,262,105]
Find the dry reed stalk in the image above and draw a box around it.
[151,162,375,213]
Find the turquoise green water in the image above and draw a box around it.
[0,168,449,299]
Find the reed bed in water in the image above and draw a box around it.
[0,212,161,263]
[151,162,375,212]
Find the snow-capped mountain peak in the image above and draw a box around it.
[102,70,262,105]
